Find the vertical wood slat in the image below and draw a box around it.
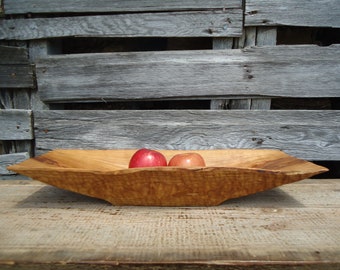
[211,26,276,110]
[210,37,233,110]
[248,26,277,109]
[28,40,53,110]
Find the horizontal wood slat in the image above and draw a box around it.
[0,110,33,140]
[0,45,29,64]
[4,0,242,14]
[0,46,34,89]
[34,110,340,161]
[245,0,340,27]
[0,65,34,88]
[0,152,29,175]
[35,45,340,103]
[0,11,242,40]
[4,0,339,29]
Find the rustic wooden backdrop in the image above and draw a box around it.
[1,0,340,179]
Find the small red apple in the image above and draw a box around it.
[168,152,206,167]
[128,148,167,168]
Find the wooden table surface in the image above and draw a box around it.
[0,179,339,269]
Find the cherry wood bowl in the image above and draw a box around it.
[7,149,328,206]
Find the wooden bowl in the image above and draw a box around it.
[7,149,328,206]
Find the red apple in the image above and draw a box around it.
[128,148,167,168]
[168,152,206,167]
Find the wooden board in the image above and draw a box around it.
[0,11,243,40]
[0,179,339,269]
[0,152,29,175]
[33,110,340,161]
[0,109,33,140]
[0,45,34,88]
[4,0,242,14]
[0,45,29,64]
[4,0,339,29]
[245,0,340,27]
[35,45,340,103]
[0,65,34,88]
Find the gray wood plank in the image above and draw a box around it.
[4,0,242,14]
[0,45,29,64]
[34,110,340,161]
[35,45,340,103]
[0,11,243,40]
[237,27,257,48]
[246,26,277,109]
[28,40,51,110]
[245,0,340,27]
[0,65,34,88]
[0,179,339,268]
[256,27,277,46]
[0,45,33,89]
[0,109,33,140]
[0,152,29,175]
[211,37,233,110]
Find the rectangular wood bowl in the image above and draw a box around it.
[7,149,328,206]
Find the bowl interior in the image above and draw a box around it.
[12,149,327,175]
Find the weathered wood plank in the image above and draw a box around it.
[0,152,29,175]
[237,26,257,48]
[245,0,340,27]
[211,37,233,110]
[245,26,277,109]
[256,27,277,46]
[27,40,51,110]
[35,45,340,103]
[0,65,34,88]
[0,45,33,88]
[0,179,339,268]
[0,45,29,64]
[4,0,242,14]
[0,11,243,40]
[0,109,33,140]
[34,110,340,161]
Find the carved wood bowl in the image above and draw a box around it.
[8,149,328,206]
